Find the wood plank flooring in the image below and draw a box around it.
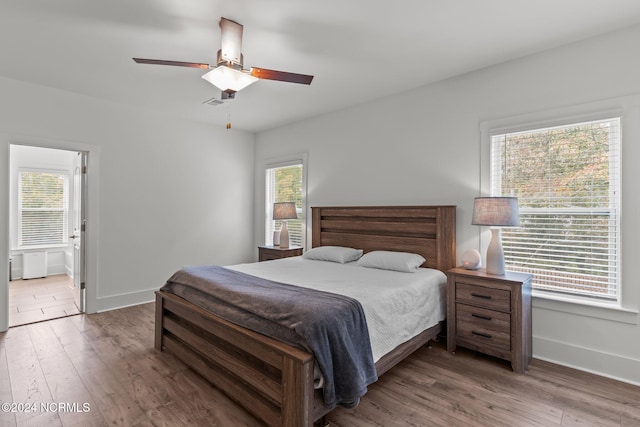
[8,275,79,327]
[1,303,639,427]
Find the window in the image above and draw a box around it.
[490,117,620,300]
[18,170,69,246]
[265,159,305,247]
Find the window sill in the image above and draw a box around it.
[532,290,639,325]
[11,244,70,252]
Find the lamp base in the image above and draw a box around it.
[486,228,505,275]
[280,221,290,248]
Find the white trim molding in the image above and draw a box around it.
[95,288,156,313]
[533,335,640,386]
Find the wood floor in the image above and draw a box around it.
[1,303,639,427]
[8,275,80,327]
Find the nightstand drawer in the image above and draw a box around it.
[259,251,283,261]
[456,282,511,311]
[258,246,303,262]
[456,317,511,353]
[456,304,510,335]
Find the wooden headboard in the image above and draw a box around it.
[311,205,456,272]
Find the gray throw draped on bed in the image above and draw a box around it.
[160,265,378,409]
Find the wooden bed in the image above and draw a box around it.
[155,205,456,427]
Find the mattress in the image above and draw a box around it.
[228,256,447,362]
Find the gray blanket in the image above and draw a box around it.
[160,265,378,409]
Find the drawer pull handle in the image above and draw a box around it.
[471,292,492,300]
[472,330,492,339]
[472,313,492,321]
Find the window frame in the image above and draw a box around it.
[489,118,620,301]
[17,167,70,249]
[480,95,640,321]
[262,153,308,249]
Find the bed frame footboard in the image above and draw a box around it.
[156,291,316,427]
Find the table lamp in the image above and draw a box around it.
[273,202,298,248]
[472,197,519,275]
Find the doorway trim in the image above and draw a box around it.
[1,134,100,332]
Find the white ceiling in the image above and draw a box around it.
[2,1,640,133]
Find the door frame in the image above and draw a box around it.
[71,151,88,312]
[1,135,99,332]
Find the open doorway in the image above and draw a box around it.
[8,145,87,327]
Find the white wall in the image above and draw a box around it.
[255,25,640,384]
[0,76,255,331]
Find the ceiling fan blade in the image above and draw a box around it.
[250,67,314,85]
[219,17,243,66]
[133,58,210,69]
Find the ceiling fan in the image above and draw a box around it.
[133,17,314,102]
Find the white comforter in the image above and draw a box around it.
[228,257,446,362]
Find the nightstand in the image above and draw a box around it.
[446,267,533,373]
[258,245,303,262]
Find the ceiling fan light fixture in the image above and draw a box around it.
[201,66,258,92]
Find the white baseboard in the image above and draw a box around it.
[94,288,156,313]
[533,336,640,386]
[48,265,66,276]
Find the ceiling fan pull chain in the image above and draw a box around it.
[226,102,232,129]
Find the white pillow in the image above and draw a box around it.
[302,246,364,263]
[357,250,426,273]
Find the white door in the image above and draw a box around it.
[71,152,87,312]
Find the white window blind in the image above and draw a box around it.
[491,117,620,300]
[265,162,304,247]
[19,170,69,246]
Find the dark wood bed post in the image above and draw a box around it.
[154,292,164,350]
[282,358,314,426]
[436,205,457,271]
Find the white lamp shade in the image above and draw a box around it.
[273,202,298,220]
[201,66,258,92]
[472,197,519,227]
